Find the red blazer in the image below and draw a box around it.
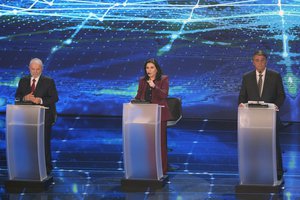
[135,75,171,121]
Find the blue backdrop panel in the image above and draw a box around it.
[0,0,299,121]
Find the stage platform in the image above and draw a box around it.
[0,114,299,199]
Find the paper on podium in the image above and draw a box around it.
[247,101,269,108]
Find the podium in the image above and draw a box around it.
[236,103,283,193]
[5,104,53,192]
[121,103,168,191]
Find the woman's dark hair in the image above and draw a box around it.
[143,58,163,80]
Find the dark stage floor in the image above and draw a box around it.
[0,114,299,199]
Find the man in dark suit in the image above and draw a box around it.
[15,58,59,175]
[238,50,285,181]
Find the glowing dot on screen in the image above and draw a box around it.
[171,34,178,39]
[72,184,78,193]
[176,195,183,200]
[64,39,72,45]
[279,10,284,16]
[282,52,288,57]
[51,46,59,53]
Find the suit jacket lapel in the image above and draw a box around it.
[261,70,270,98]
[250,71,260,97]
[24,76,32,93]
[34,76,43,96]
[140,80,147,99]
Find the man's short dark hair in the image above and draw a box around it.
[253,50,268,60]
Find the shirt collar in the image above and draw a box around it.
[256,69,266,76]
[31,75,41,82]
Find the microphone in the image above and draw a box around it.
[147,77,152,90]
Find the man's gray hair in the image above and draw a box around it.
[29,58,43,68]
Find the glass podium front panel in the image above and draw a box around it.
[6,105,47,181]
[123,103,163,180]
[238,104,277,185]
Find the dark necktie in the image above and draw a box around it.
[31,79,36,93]
[258,73,263,97]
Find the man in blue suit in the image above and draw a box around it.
[238,50,285,181]
[15,58,59,175]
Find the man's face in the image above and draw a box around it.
[253,55,267,73]
[29,62,42,78]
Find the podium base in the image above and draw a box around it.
[121,175,169,191]
[5,176,54,193]
[235,180,284,194]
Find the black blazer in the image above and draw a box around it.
[15,75,59,125]
[238,69,285,108]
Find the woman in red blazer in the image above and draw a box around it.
[135,58,171,174]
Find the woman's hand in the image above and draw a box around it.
[147,80,156,88]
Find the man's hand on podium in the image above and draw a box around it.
[32,97,42,104]
[24,93,42,104]
[239,103,245,108]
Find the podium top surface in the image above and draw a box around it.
[123,103,164,107]
[7,104,48,109]
[239,103,276,110]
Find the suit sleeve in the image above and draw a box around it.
[238,75,248,105]
[153,76,169,99]
[15,78,28,100]
[41,79,59,106]
[15,79,24,100]
[274,74,285,108]
[135,78,143,100]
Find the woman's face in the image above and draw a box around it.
[146,62,158,79]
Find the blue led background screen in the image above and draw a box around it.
[0,0,299,121]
